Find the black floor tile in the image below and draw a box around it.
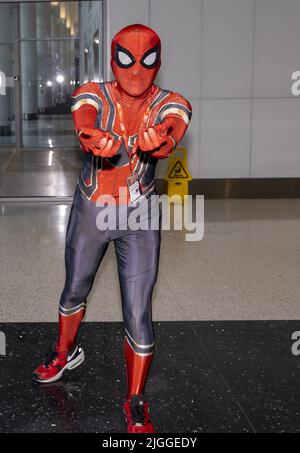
[0,322,252,433]
[191,321,300,433]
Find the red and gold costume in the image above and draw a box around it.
[34,24,192,433]
[71,83,191,204]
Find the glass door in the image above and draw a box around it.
[0,1,104,198]
[19,2,80,148]
[0,3,19,197]
[0,3,16,148]
[0,43,15,147]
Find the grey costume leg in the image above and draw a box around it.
[59,191,110,316]
[114,228,161,355]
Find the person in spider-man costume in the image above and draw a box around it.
[34,24,192,433]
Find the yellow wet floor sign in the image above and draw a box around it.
[164,147,192,202]
[168,160,190,179]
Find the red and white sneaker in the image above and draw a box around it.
[124,394,155,433]
[33,345,85,384]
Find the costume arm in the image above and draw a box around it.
[151,96,192,159]
[71,82,102,152]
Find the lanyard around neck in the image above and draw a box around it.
[116,100,151,159]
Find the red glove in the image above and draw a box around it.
[132,118,174,156]
[79,127,122,157]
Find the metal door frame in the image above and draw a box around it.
[0,0,105,152]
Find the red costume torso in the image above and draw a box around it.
[71,80,192,203]
[70,24,191,205]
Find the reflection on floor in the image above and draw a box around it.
[0,135,15,146]
[0,147,82,197]
[0,321,299,433]
[0,126,15,146]
[22,115,77,148]
[0,198,300,321]
[0,115,77,148]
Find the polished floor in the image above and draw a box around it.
[0,197,300,321]
[0,116,80,197]
[1,150,300,432]
[0,321,299,433]
[0,115,77,148]
[22,115,77,148]
[0,148,81,197]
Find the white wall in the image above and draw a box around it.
[105,0,300,179]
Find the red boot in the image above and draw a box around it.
[34,310,85,383]
[124,394,155,433]
[33,345,84,384]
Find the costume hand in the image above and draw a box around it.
[79,127,122,158]
[132,118,173,155]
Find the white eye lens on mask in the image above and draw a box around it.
[143,52,157,67]
[118,51,133,66]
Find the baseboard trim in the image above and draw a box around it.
[156,178,300,199]
[1,179,299,202]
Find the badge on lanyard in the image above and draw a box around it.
[116,99,151,203]
[127,171,141,203]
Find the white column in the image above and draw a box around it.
[51,5,60,108]
[0,4,12,133]
[59,17,70,105]
[20,3,38,119]
[37,3,53,112]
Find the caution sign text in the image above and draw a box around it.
[167,161,190,179]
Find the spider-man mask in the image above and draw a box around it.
[111,24,161,97]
